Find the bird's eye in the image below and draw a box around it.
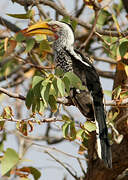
[52,25,59,29]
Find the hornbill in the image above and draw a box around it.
[24,21,112,168]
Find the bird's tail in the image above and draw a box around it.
[94,103,112,168]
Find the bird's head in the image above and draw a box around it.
[24,21,75,50]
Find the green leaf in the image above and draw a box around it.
[33,83,41,98]
[57,78,65,96]
[38,101,45,114]
[62,122,70,138]
[62,115,71,122]
[49,84,57,96]
[64,72,85,90]
[32,76,44,89]
[48,95,57,112]
[39,40,51,52]
[7,10,34,19]
[71,20,77,31]
[61,16,70,24]
[110,43,118,58]
[119,41,128,57]
[84,121,96,132]
[63,76,70,94]
[76,129,85,141]
[25,38,35,52]
[15,32,26,42]
[25,89,34,109]
[113,85,121,99]
[62,121,76,140]
[52,78,58,96]
[32,98,37,113]
[0,40,5,56]
[97,9,111,28]
[7,13,29,19]
[1,148,19,176]
[41,83,51,107]
[102,36,118,57]
[70,122,76,140]
[35,34,45,42]
[29,166,41,180]
[0,142,4,152]
[0,120,5,131]
[55,68,64,77]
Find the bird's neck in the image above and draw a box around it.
[53,34,74,52]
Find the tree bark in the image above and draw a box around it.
[86,61,128,180]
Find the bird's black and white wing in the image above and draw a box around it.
[65,48,112,168]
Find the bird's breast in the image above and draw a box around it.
[54,50,73,72]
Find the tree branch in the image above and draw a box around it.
[13,0,128,37]
[0,87,25,100]
[0,16,21,32]
[45,151,78,179]
[1,87,128,107]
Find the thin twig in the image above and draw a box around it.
[80,8,99,50]
[0,116,63,123]
[45,151,78,179]
[0,87,25,100]
[36,0,49,19]
[33,143,86,161]
[77,158,87,176]
[75,3,85,18]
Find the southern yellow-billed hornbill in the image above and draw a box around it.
[25,21,112,168]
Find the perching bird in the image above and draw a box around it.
[24,21,112,168]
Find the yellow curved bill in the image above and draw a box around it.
[24,22,55,36]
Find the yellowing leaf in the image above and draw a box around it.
[124,65,128,76]
[4,37,9,51]
[84,121,96,132]
[18,121,28,136]
[3,106,14,119]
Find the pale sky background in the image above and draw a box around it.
[0,0,114,180]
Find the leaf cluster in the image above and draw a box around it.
[26,69,85,114]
